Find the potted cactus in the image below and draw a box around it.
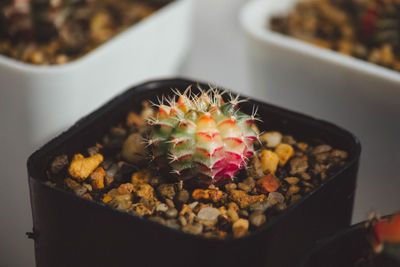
[27,78,361,267]
[300,213,400,267]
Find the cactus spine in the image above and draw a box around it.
[147,87,259,185]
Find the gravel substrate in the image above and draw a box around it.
[47,101,349,239]
[270,0,400,72]
[0,0,172,65]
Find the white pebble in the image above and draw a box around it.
[261,132,282,148]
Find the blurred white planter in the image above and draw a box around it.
[0,1,192,266]
[0,0,192,149]
[240,0,400,222]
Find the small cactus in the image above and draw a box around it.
[146,87,260,185]
[372,213,400,262]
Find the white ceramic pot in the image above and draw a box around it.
[1,0,193,149]
[0,1,192,266]
[240,0,400,222]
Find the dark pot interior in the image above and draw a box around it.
[27,78,361,267]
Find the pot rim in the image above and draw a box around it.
[0,0,184,73]
[239,0,400,85]
[27,77,362,243]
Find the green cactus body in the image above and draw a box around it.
[148,88,259,185]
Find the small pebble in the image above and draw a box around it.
[176,190,189,204]
[267,192,285,205]
[197,207,221,223]
[149,216,166,225]
[182,223,203,235]
[312,145,332,155]
[238,209,249,218]
[157,184,176,200]
[289,185,300,194]
[296,142,308,152]
[165,219,180,230]
[225,183,237,191]
[260,150,280,174]
[249,211,267,227]
[73,186,88,196]
[156,203,169,213]
[87,145,100,156]
[232,219,249,238]
[227,202,239,212]
[166,208,178,219]
[178,215,187,226]
[50,154,69,174]
[284,177,300,185]
[188,202,199,210]
[275,143,295,166]
[227,209,239,222]
[165,199,175,208]
[282,135,296,145]
[121,133,147,165]
[249,200,273,213]
[315,152,329,163]
[290,157,309,175]
[330,149,348,159]
[260,131,282,147]
[238,177,255,192]
[106,164,119,177]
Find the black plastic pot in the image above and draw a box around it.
[299,216,400,267]
[27,78,361,267]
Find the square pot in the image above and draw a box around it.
[239,0,400,221]
[0,0,192,149]
[27,78,361,267]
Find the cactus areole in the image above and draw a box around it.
[146,87,259,185]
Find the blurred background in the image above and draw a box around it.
[1,0,399,266]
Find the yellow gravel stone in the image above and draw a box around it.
[227,209,239,222]
[90,167,106,190]
[275,143,295,166]
[232,219,249,238]
[260,150,280,174]
[284,177,300,185]
[68,153,103,181]
[133,183,156,200]
[102,194,112,203]
[131,170,152,184]
[289,185,300,194]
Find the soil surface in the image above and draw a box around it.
[46,100,349,239]
[270,0,400,72]
[0,0,172,65]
